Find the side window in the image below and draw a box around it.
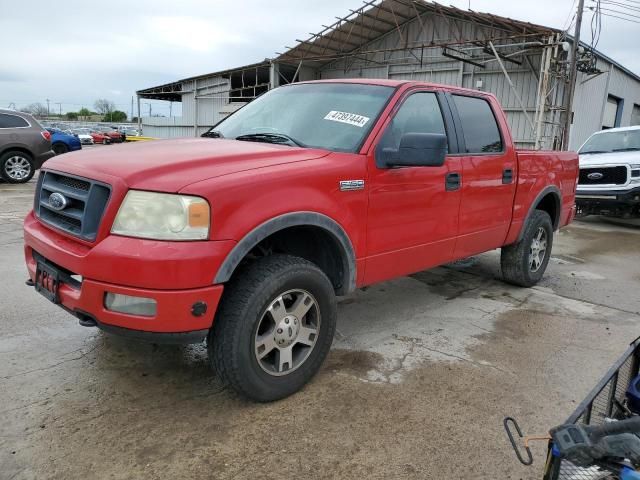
[0,113,30,128]
[378,92,447,151]
[452,95,503,153]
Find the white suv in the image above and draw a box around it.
[576,126,640,219]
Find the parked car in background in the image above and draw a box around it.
[0,108,54,183]
[72,129,94,145]
[98,127,124,143]
[46,128,82,155]
[576,126,640,219]
[91,130,112,145]
[122,128,140,138]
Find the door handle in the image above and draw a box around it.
[445,172,461,191]
[503,168,514,184]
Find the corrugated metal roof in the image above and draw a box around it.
[137,0,639,95]
[137,61,270,100]
[277,0,559,66]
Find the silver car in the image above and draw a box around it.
[0,109,55,183]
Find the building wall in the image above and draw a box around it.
[141,75,245,138]
[316,14,562,149]
[571,58,640,149]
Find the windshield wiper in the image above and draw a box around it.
[235,133,305,147]
[201,130,223,138]
[612,147,640,152]
[580,150,610,154]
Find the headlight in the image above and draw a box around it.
[111,190,210,240]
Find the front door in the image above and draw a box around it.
[364,91,462,285]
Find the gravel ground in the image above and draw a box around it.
[1,176,639,480]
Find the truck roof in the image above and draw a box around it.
[292,78,493,97]
[590,125,640,134]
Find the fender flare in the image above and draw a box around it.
[517,185,562,242]
[213,211,357,295]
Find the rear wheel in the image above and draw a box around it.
[52,143,69,155]
[501,210,553,287]
[209,254,336,402]
[0,151,34,183]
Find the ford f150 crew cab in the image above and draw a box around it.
[24,80,578,401]
[575,126,640,219]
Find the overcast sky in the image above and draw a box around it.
[1,0,638,117]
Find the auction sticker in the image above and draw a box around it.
[324,110,370,127]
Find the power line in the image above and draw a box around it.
[563,0,579,30]
[599,0,640,12]
[600,10,640,21]
[596,5,640,17]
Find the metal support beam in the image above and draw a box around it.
[193,79,198,137]
[489,41,535,133]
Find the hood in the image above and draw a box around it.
[43,138,331,191]
[579,150,640,167]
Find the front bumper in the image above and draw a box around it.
[576,185,640,216]
[24,212,234,342]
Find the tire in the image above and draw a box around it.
[102,139,108,145]
[0,150,35,183]
[52,143,69,155]
[501,210,553,287]
[209,254,337,402]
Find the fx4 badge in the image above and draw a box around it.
[339,180,365,191]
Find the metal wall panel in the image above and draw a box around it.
[572,57,640,149]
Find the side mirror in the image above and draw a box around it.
[378,133,447,168]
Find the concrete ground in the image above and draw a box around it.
[1,176,639,480]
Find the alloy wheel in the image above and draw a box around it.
[254,289,321,376]
[529,227,548,273]
[4,156,32,181]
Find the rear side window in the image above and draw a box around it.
[0,113,30,128]
[452,95,502,153]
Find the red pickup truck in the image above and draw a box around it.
[24,79,578,401]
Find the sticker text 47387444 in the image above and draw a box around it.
[323,111,370,128]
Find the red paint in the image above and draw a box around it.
[23,79,578,336]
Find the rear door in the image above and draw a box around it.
[448,94,517,258]
[364,89,463,285]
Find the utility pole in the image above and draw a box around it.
[55,102,62,116]
[563,0,585,150]
[46,98,50,117]
[130,96,134,122]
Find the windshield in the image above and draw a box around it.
[580,129,640,154]
[207,83,395,152]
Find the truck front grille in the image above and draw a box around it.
[34,172,111,241]
[579,166,628,185]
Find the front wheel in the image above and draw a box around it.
[209,255,337,402]
[501,210,553,287]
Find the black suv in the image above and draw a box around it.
[0,109,55,183]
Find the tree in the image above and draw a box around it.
[65,112,78,120]
[104,110,127,122]
[21,103,48,117]
[94,99,116,116]
[78,107,92,119]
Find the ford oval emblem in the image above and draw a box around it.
[587,172,604,180]
[48,192,68,211]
